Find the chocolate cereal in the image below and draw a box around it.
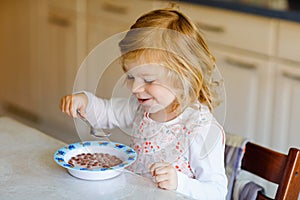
[68,153,122,169]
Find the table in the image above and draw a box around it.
[0,117,192,200]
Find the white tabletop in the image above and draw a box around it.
[0,117,192,200]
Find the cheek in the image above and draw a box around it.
[126,80,132,90]
[148,85,176,103]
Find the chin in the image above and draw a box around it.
[145,105,166,114]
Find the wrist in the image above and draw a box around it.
[175,170,187,194]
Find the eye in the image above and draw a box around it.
[144,79,155,84]
[127,74,134,80]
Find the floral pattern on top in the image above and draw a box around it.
[128,103,213,178]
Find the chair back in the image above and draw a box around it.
[241,142,300,200]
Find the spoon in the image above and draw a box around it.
[76,110,112,138]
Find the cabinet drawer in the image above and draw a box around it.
[177,3,276,55]
[48,0,82,13]
[87,0,169,25]
[277,20,300,63]
[86,0,169,50]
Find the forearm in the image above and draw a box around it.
[83,91,137,129]
[176,171,227,200]
[176,122,227,199]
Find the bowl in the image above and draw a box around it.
[54,141,137,180]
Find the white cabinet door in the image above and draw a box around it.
[177,2,277,56]
[272,62,300,153]
[86,0,170,52]
[278,20,300,63]
[31,0,86,142]
[0,0,35,113]
[212,49,274,147]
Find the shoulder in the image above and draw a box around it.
[183,103,225,146]
[189,120,225,161]
[182,102,216,129]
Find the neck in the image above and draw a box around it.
[149,105,182,122]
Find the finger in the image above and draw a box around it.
[154,166,171,175]
[78,107,87,118]
[149,162,169,176]
[70,96,80,118]
[150,163,168,176]
[69,96,76,118]
[64,96,72,116]
[157,180,172,190]
[60,97,65,112]
[62,96,70,114]
[149,162,163,175]
[155,173,169,183]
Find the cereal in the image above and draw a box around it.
[68,153,123,169]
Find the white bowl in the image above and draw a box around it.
[54,141,137,180]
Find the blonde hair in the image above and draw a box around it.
[119,8,220,112]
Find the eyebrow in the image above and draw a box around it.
[140,73,156,76]
[126,71,157,76]
[124,63,164,73]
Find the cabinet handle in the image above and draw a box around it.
[224,57,257,70]
[101,3,128,14]
[48,15,70,27]
[283,72,300,82]
[196,22,225,33]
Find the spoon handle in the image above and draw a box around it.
[76,110,90,124]
[76,110,111,138]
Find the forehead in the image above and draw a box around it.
[124,62,168,75]
[122,49,165,71]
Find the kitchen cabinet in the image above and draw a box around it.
[277,20,300,63]
[84,0,137,96]
[177,3,277,56]
[212,49,274,147]
[36,0,86,122]
[31,0,87,141]
[176,2,278,149]
[0,0,171,143]
[272,19,300,152]
[175,2,299,154]
[272,62,300,152]
[86,0,170,52]
[0,0,36,115]
[0,0,87,142]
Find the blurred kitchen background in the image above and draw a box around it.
[1,0,299,154]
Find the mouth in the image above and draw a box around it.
[137,98,152,105]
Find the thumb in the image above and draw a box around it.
[77,106,87,119]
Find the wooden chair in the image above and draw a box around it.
[241,142,300,200]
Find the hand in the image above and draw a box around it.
[60,93,88,118]
[149,162,178,190]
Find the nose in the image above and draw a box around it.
[130,79,145,93]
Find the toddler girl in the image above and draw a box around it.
[60,8,227,199]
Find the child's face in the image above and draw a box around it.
[124,62,177,114]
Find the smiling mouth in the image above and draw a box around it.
[138,98,152,104]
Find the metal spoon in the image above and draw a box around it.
[77,110,111,138]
